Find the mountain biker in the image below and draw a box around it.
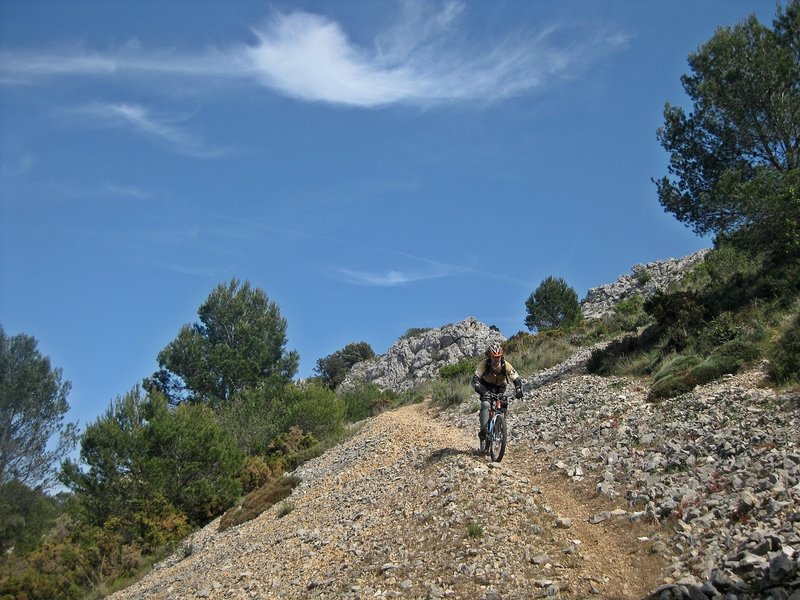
[471,343,523,444]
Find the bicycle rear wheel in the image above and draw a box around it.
[489,414,506,462]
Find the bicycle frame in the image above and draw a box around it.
[485,392,509,424]
[482,392,509,461]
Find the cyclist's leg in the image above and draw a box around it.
[478,396,489,439]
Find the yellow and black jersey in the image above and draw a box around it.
[474,358,520,387]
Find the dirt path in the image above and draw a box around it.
[434,404,664,599]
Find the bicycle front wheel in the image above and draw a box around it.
[490,414,506,462]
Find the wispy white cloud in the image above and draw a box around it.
[0,1,628,108]
[334,263,459,286]
[396,252,530,286]
[66,102,232,157]
[102,184,151,200]
[334,253,529,287]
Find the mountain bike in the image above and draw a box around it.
[480,392,508,462]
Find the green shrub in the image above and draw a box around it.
[238,455,276,493]
[277,441,327,474]
[583,242,797,389]
[504,329,575,376]
[63,390,244,530]
[610,295,650,332]
[0,565,83,600]
[713,337,762,364]
[400,327,431,340]
[151,403,245,525]
[633,265,652,284]
[429,381,470,408]
[695,312,743,354]
[645,291,707,352]
[218,383,289,455]
[504,330,534,353]
[466,522,483,539]
[277,501,295,518]
[340,385,398,422]
[340,386,373,422]
[218,475,301,531]
[0,481,61,556]
[652,353,704,381]
[396,388,426,405]
[285,384,345,441]
[612,348,663,377]
[648,354,703,400]
[314,342,375,390]
[681,245,760,292]
[268,425,317,456]
[587,335,641,375]
[439,359,476,382]
[758,259,800,307]
[648,346,755,401]
[577,318,613,343]
[368,394,394,415]
[770,314,800,384]
[256,426,321,477]
[692,356,737,381]
[648,372,696,401]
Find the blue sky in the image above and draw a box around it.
[0,0,776,431]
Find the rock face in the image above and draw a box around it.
[339,316,505,393]
[581,249,710,319]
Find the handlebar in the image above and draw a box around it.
[482,391,510,410]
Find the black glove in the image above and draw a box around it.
[471,374,487,395]
[514,381,523,399]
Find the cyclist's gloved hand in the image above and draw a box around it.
[515,388,523,399]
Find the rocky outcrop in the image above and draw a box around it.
[339,317,504,393]
[581,249,710,319]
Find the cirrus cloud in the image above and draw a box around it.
[0,1,628,108]
[64,102,233,157]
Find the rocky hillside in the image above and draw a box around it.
[111,353,799,599]
[580,249,709,319]
[487,362,799,599]
[110,372,666,600]
[109,251,799,599]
